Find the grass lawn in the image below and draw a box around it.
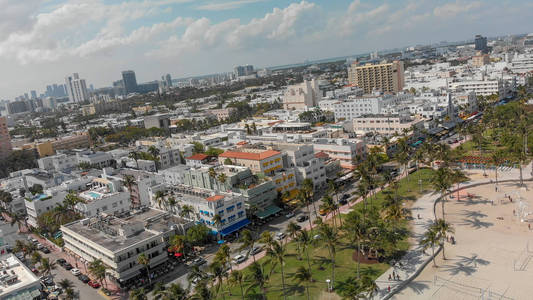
[217,169,436,300]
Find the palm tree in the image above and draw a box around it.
[168,234,187,256]
[208,167,217,180]
[431,167,452,221]
[9,213,27,233]
[229,270,245,300]
[320,195,337,227]
[209,261,226,299]
[239,229,258,262]
[130,288,148,300]
[413,148,425,190]
[137,253,151,285]
[317,223,338,290]
[327,180,343,227]
[148,145,161,171]
[359,275,379,299]
[302,178,317,218]
[342,211,365,279]
[245,262,268,300]
[297,189,313,230]
[187,265,206,285]
[31,251,42,266]
[212,214,223,240]
[129,151,140,169]
[39,257,54,275]
[217,173,228,191]
[122,174,137,208]
[395,137,410,180]
[293,266,312,300]
[432,219,454,260]
[167,197,177,214]
[65,287,76,300]
[420,227,440,267]
[180,204,194,220]
[155,283,188,300]
[297,230,313,274]
[383,203,403,224]
[286,222,301,258]
[58,279,74,291]
[490,150,505,186]
[88,259,108,288]
[154,190,166,210]
[214,244,232,272]
[266,240,287,299]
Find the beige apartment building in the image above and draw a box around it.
[218,149,283,175]
[348,61,405,94]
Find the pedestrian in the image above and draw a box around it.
[513,209,516,216]
[388,274,392,281]
[417,214,420,219]
[529,223,531,230]
[491,199,494,206]
[388,286,391,292]
[392,271,396,278]
[396,274,400,281]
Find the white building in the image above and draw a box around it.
[61,209,191,283]
[65,73,89,102]
[0,254,41,300]
[447,79,504,98]
[25,188,68,228]
[352,114,425,136]
[311,138,366,170]
[283,79,321,110]
[77,152,114,169]
[76,177,130,217]
[37,153,78,172]
[273,143,327,188]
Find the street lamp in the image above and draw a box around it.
[326,279,331,292]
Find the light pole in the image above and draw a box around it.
[326,279,331,292]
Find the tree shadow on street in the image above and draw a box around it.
[459,218,493,229]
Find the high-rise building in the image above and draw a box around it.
[282,79,321,110]
[234,65,254,78]
[122,70,138,94]
[65,73,89,102]
[474,34,487,52]
[348,60,405,94]
[165,74,172,88]
[30,90,37,99]
[0,116,12,159]
[7,101,29,114]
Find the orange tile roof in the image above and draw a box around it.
[315,151,329,159]
[219,150,281,161]
[186,153,209,161]
[236,141,248,145]
[206,195,224,202]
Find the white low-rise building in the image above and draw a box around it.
[352,114,425,136]
[0,254,41,300]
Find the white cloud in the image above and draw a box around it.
[433,1,482,18]
[196,0,266,11]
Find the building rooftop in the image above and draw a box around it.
[186,153,209,161]
[219,150,280,161]
[0,254,40,298]
[206,195,224,202]
[63,209,186,253]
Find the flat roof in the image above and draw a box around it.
[0,254,40,297]
[63,209,186,253]
[219,150,280,161]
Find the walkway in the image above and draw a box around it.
[374,163,532,299]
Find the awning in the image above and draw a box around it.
[220,218,250,236]
[174,253,183,257]
[256,205,282,219]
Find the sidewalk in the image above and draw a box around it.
[374,163,532,299]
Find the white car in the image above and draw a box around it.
[70,268,81,276]
[275,232,286,240]
[285,212,295,218]
[232,254,246,264]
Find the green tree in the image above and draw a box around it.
[38,257,54,275]
[317,223,338,290]
[129,151,140,169]
[122,174,136,208]
[130,288,148,300]
[180,204,194,220]
[431,167,452,221]
[420,227,440,267]
[432,219,454,260]
[88,259,108,288]
[229,270,245,300]
[239,229,258,262]
[155,283,188,300]
[245,262,268,300]
[137,253,151,285]
[293,266,312,300]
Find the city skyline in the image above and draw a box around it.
[1,0,532,98]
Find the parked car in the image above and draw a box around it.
[339,199,348,205]
[191,258,206,267]
[342,194,350,200]
[40,276,54,286]
[319,208,328,216]
[250,246,262,255]
[78,274,90,283]
[70,268,81,276]
[285,211,295,218]
[36,243,44,250]
[275,232,286,240]
[88,281,101,288]
[56,259,66,266]
[296,215,308,222]
[313,234,321,240]
[232,255,246,264]
[40,247,51,254]
[63,263,73,271]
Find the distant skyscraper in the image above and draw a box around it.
[7,100,29,114]
[122,70,138,94]
[233,65,254,78]
[30,90,37,99]
[65,73,89,102]
[24,93,29,100]
[165,74,172,88]
[0,116,12,159]
[474,34,487,52]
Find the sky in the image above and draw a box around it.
[1,0,532,99]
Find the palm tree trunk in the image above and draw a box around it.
[441,193,446,222]
[280,262,287,300]
[239,282,245,300]
[331,251,335,291]
[441,237,446,260]
[306,283,311,300]
[305,248,312,277]
[306,204,313,230]
[519,163,523,186]
[431,246,437,267]
[357,240,361,279]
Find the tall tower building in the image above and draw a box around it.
[30,90,37,99]
[122,70,138,94]
[0,116,12,159]
[348,60,405,94]
[165,74,172,88]
[474,34,487,52]
[65,73,89,102]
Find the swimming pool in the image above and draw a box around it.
[86,191,102,199]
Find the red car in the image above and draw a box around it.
[88,281,101,288]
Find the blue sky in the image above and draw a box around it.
[0,0,532,98]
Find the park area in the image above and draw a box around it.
[220,169,436,300]
[396,179,533,300]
